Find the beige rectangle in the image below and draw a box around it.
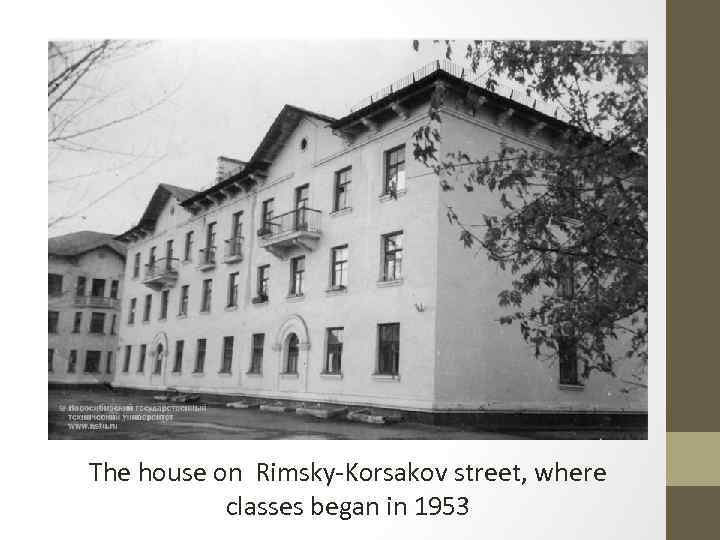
[667,432,720,486]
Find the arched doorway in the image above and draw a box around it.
[154,343,164,375]
[285,333,299,374]
[272,315,311,393]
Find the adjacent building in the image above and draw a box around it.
[113,61,647,417]
[48,231,126,384]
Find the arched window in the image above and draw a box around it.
[286,333,299,373]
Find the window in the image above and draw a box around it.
[76,276,86,296]
[91,278,105,297]
[227,272,239,307]
[231,211,243,239]
[128,298,137,324]
[137,344,147,373]
[143,294,152,321]
[68,350,78,373]
[48,274,63,296]
[558,337,581,386]
[73,312,82,333]
[148,246,157,269]
[48,311,59,334]
[228,212,243,257]
[110,280,119,299]
[89,312,105,334]
[201,279,213,312]
[285,333,299,373]
[179,285,189,316]
[300,137,308,151]
[133,253,141,278]
[256,265,270,300]
[381,231,403,281]
[325,328,343,374]
[160,290,169,319]
[377,323,400,375]
[290,256,305,296]
[106,351,113,374]
[166,239,174,261]
[294,184,310,229]
[184,231,194,261]
[194,338,207,373]
[173,340,184,373]
[384,145,406,194]
[110,314,117,335]
[333,167,352,211]
[330,245,348,289]
[123,346,131,372]
[204,222,217,264]
[48,349,54,372]
[220,336,234,373]
[260,198,274,234]
[249,334,264,374]
[84,351,101,373]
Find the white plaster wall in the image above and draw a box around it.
[432,109,648,412]
[115,112,441,410]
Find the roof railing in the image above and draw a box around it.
[349,59,567,121]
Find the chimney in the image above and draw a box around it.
[216,156,246,183]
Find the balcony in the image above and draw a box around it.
[223,237,244,264]
[73,295,120,309]
[258,208,322,258]
[142,258,179,290]
[198,246,217,271]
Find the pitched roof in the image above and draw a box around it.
[48,230,127,258]
[249,104,336,164]
[117,183,198,241]
[181,105,335,208]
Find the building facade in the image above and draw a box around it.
[113,63,647,415]
[48,231,126,384]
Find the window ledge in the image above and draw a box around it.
[279,372,299,379]
[329,206,353,218]
[372,373,401,382]
[177,313,188,319]
[245,371,263,377]
[377,278,404,288]
[142,320,150,325]
[379,189,407,202]
[170,371,181,376]
[191,371,205,377]
[286,294,305,303]
[182,259,193,265]
[218,371,232,377]
[158,316,167,322]
[199,310,211,315]
[325,286,348,296]
[320,372,343,380]
[558,383,585,391]
[225,305,238,312]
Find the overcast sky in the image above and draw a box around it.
[48,40,448,237]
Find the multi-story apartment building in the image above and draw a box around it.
[114,62,647,418]
[48,231,126,384]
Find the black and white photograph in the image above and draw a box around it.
[48,38,648,440]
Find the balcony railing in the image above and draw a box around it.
[223,237,243,263]
[143,257,179,290]
[258,208,321,238]
[258,207,322,258]
[73,295,120,309]
[198,246,217,270]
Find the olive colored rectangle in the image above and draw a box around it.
[667,486,720,539]
[667,432,720,486]
[667,1,720,432]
